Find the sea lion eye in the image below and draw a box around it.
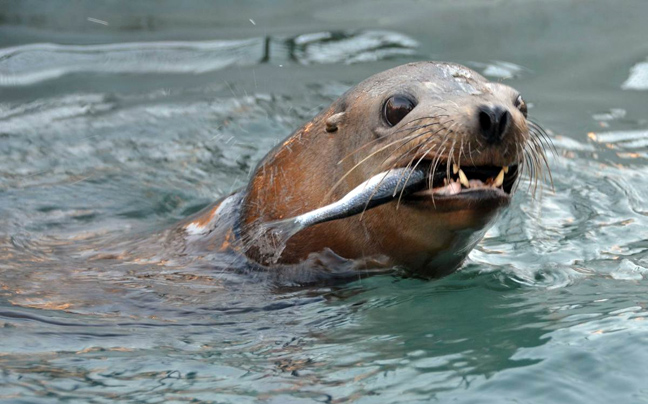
[383,95,416,127]
[515,95,528,118]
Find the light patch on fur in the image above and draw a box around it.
[184,194,236,236]
[185,222,208,235]
[423,81,441,91]
[215,195,235,215]
[444,64,473,81]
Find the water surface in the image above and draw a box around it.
[2,1,648,402]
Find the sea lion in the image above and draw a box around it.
[175,61,548,278]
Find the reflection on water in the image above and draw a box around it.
[2,0,648,402]
[623,58,648,90]
[0,30,419,86]
[468,60,528,80]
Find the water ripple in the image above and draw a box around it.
[1,20,648,402]
[0,30,419,87]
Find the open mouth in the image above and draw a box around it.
[406,162,519,205]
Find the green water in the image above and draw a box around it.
[2,1,648,402]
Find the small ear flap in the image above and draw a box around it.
[325,112,346,133]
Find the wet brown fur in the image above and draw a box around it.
[187,62,548,277]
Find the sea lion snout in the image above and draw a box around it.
[477,104,512,144]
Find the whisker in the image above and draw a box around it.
[352,123,455,218]
[325,132,428,200]
[458,138,465,168]
[396,141,438,207]
[428,141,450,208]
[363,121,453,214]
[528,121,557,157]
[358,124,456,216]
[387,124,454,189]
[359,121,456,192]
[337,114,451,164]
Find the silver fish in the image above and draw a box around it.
[266,167,428,233]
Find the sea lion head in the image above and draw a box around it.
[241,61,549,277]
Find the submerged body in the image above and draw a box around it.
[173,61,547,279]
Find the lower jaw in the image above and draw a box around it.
[403,188,511,213]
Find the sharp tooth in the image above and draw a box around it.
[452,164,459,174]
[458,169,470,188]
[493,168,505,188]
[503,166,509,174]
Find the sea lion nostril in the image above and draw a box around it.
[499,110,510,136]
[478,105,510,144]
[479,109,493,132]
